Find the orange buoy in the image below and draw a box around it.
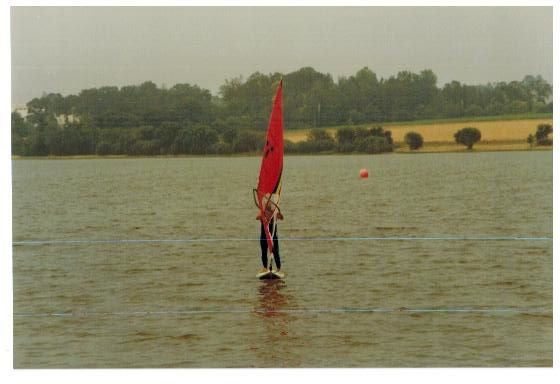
[359,168,369,178]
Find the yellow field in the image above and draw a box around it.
[284,131,310,143]
[387,118,553,142]
[284,118,553,152]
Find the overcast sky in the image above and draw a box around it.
[10,6,553,106]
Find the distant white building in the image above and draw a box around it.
[56,114,80,125]
[12,105,28,118]
[12,105,79,125]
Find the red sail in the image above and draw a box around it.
[255,80,283,253]
[257,80,283,196]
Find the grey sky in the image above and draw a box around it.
[10,6,553,106]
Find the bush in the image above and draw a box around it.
[307,128,333,142]
[337,142,355,153]
[335,126,356,146]
[404,131,424,150]
[356,136,391,154]
[527,134,535,148]
[292,128,337,153]
[284,140,298,154]
[334,125,393,153]
[454,127,481,150]
[296,139,336,153]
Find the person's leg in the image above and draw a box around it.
[271,224,281,270]
[260,223,268,269]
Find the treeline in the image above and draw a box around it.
[11,67,552,156]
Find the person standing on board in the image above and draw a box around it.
[256,202,283,273]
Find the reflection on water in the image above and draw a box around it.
[252,280,302,367]
[256,279,290,318]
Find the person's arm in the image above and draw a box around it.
[277,211,284,220]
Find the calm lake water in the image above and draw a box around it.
[12,152,552,367]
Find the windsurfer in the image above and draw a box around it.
[254,80,284,277]
[257,202,283,272]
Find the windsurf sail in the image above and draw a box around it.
[254,79,284,260]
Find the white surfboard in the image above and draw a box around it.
[257,269,285,280]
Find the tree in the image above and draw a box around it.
[338,67,381,123]
[404,131,424,150]
[187,125,219,154]
[535,124,552,146]
[13,68,553,157]
[154,122,181,153]
[454,127,481,150]
[384,130,393,145]
[221,126,238,145]
[220,72,278,129]
[232,130,263,153]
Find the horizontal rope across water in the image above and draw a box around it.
[13,307,550,318]
[12,235,553,246]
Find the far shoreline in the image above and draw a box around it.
[10,142,552,160]
[11,114,552,160]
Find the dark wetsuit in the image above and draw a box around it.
[260,219,281,269]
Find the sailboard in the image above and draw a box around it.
[257,269,285,280]
[254,79,284,276]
